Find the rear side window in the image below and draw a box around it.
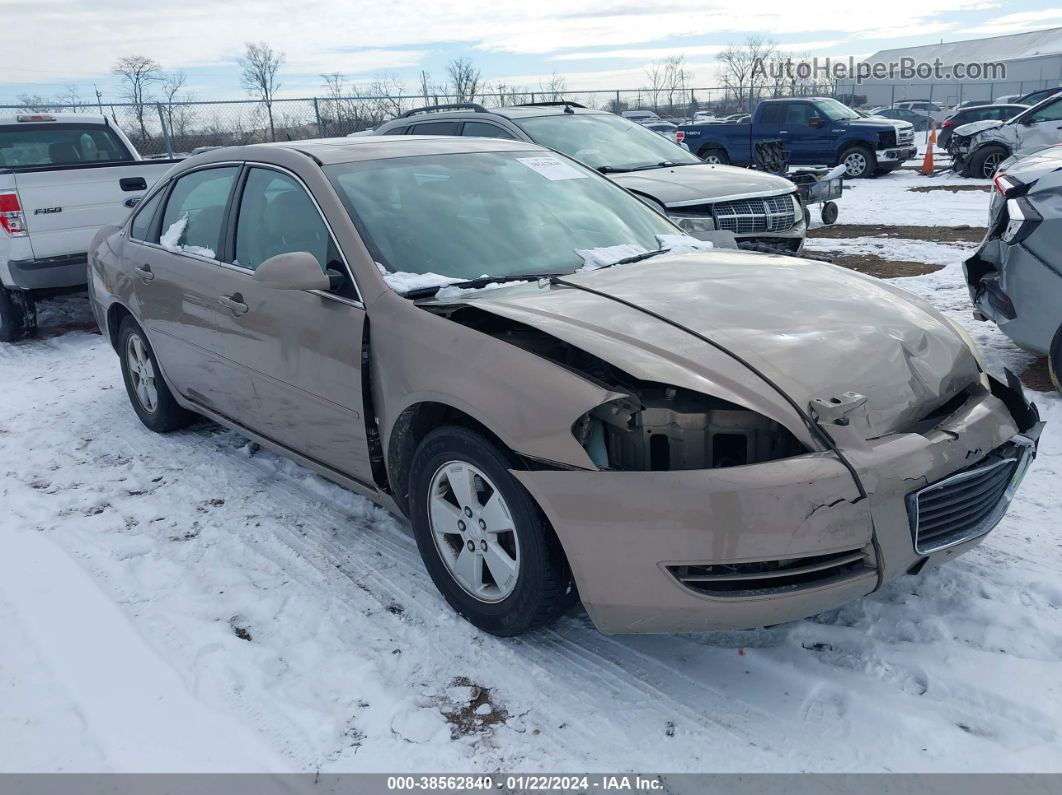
[383,126,408,135]
[129,189,164,241]
[0,123,133,169]
[159,167,238,259]
[463,122,516,140]
[411,121,460,135]
[758,105,785,125]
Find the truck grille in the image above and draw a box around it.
[712,195,796,235]
[906,439,1033,554]
[668,548,873,598]
[897,128,914,146]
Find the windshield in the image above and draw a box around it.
[326,150,678,285]
[817,99,861,122]
[517,113,701,171]
[0,123,133,169]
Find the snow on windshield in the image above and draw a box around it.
[577,234,713,271]
[376,262,463,293]
[160,215,216,259]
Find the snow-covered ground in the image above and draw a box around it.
[1,168,1060,773]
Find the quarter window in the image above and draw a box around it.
[411,121,460,135]
[159,167,238,258]
[463,122,516,140]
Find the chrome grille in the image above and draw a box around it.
[897,128,914,146]
[712,195,796,235]
[906,439,1033,554]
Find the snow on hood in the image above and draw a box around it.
[609,164,794,206]
[576,234,713,271]
[441,252,981,441]
[954,119,1004,138]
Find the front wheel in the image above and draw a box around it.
[408,425,577,636]
[1049,325,1062,396]
[0,286,37,342]
[700,148,730,165]
[970,145,1008,179]
[839,146,875,178]
[118,318,194,433]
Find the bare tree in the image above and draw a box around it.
[663,55,691,114]
[491,82,529,107]
[718,36,776,112]
[16,94,53,112]
[643,62,665,111]
[56,85,83,112]
[239,42,284,141]
[160,70,193,139]
[538,71,568,102]
[446,57,481,103]
[113,55,162,142]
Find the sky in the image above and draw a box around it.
[3,1,1062,105]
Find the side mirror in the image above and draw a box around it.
[809,117,825,128]
[252,251,330,291]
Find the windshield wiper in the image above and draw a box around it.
[602,248,672,268]
[599,161,697,174]
[402,273,563,300]
[596,165,632,174]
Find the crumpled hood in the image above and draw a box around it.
[954,119,1004,139]
[609,164,795,207]
[444,253,981,443]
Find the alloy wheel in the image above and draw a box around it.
[981,152,1004,178]
[427,461,521,603]
[126,333,158,413]
[844,152,868,177]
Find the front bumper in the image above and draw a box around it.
[514,383,1041,634]
[877,146,918,167]
[965,238,1062,355]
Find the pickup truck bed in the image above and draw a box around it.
[0,114,179,340]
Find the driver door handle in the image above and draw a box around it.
[135,264,155,282]
[219,294,248,316]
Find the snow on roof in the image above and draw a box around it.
[865,26,1062,66]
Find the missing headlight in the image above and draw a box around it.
[574,386,807,471]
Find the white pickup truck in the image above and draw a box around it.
[0,113,179,340]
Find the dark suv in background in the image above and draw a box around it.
[370,102,806,253]
[938,104,1028,149]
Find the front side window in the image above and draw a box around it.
[234,168,333,273]
[159,167,238,259]
[129,188,164,241]
[0,123,134,169]
[326,150,678,286]
[817,99,860,121]
[516,113,700,171]
[1028,98,1062,123]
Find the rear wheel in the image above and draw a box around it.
[118,318,194,432]
[1049,325,1062,396]
[700,148,729,165]
[408,425,577,636]
[0,286,37,342]
[970,145,1008,179]
[839,146,875,178]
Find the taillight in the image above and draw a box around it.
[942,118,955,128]
[1002,197,1042,245]
[0,192,27,237]
[675,130,685,143]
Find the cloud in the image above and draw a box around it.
[959,8,1062,36]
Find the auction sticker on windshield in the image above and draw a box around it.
[518,155,588,180]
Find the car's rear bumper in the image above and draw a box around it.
[7,253,88,291]
[514,384,1040,634]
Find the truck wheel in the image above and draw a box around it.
[969,145,1008,179]
[1049,325,1062,396]
[408,425,578,636]
[839,146,875,178]
[0,286,37,343]
[118,317,194,433]
[700,148,730,165]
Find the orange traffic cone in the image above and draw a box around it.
[929,120,938,145]
[920,142,935,176]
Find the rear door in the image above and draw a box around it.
[212,165,373,482]
[129,165,241,412]
[1,121,171,259]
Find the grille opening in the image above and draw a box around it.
[907,442,1024,554]
[668,549,872,598]
[712,433,748,468]
[649,433,670,471]
[904,388,973,435]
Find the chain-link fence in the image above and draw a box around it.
[5,78,1057,157]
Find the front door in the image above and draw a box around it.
[128,166,240,411]
[213,166,373,483]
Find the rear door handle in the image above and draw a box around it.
[120,177,148,192]
[219,294,249,316]
[135,264,155,282]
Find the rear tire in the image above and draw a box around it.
[839,146,875,178]
[1049,325,1062,396]
[0,286,37,342]
[408,425,577,636]
[969,145,1008,179]
[700,148,730,165]
[118,317,194,433]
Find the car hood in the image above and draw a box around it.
[609,164,795,206]
[954,119,1004,138]
[999,144,1062,181]
[439,253,981,443]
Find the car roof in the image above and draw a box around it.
[196,135,545,166]
[387,105,614,124]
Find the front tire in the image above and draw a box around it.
[970,145,1008,179]
[408,425,577,636]
[1049,325,1062,396]
[839,146,875,178]
[700,147,730,165]
[118,318,193,433]
[0,286,37,342]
